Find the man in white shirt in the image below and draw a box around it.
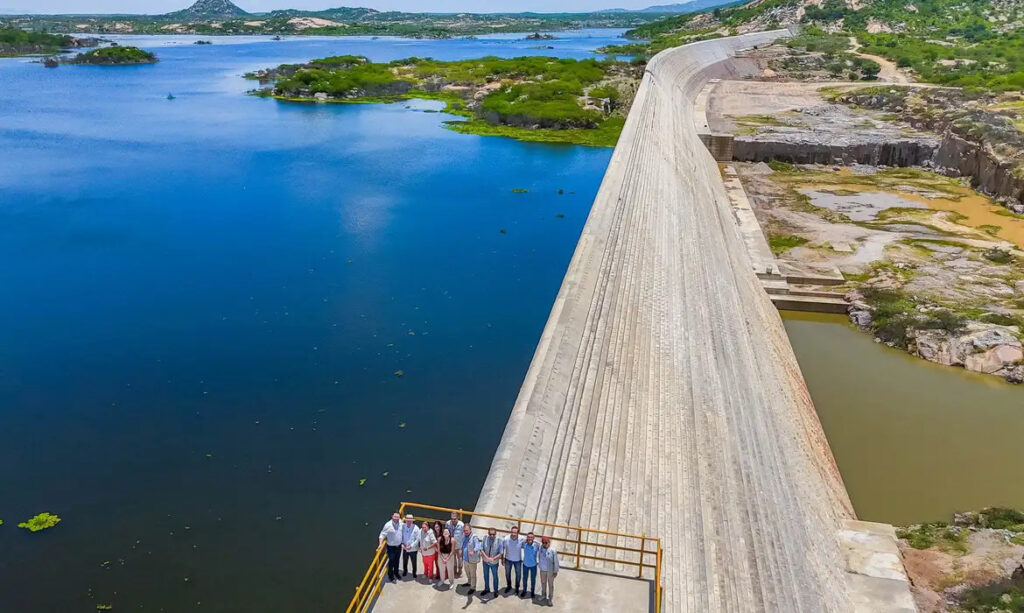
[378,512,403,582]
[400,514,419,579]
[502,525,523,595]
[538,535,561,605]
[446,511,466,576]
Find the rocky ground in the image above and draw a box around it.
[898,509,1024,612]
[736,161,1024,383]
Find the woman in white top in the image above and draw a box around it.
[418,521,438,582]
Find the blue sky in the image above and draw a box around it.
[0,0,662,14]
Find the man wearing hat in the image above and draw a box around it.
[400,514,420,578]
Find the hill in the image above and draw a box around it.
[165,0,248,19]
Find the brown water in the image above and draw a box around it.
[782,311,1024,526]
[803,180,1024,248]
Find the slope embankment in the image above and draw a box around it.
[474,31,871,612]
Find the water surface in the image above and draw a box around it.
[784,312,1024,526]
[0,31,621,612]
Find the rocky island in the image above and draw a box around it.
[0,27,98,57]
[249,55,641,146]
[66,46,158,65]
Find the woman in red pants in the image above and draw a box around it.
[418,521,438,583]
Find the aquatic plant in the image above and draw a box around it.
[17,512,61,532]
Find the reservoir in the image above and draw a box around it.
[0,30,1020,612]
[784,312,1024,526]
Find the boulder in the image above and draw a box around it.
[962,324,1021,351]
[849,309,873,329]
[915,329,961,366]
[999,365,1024,384]
[964,344,1024,374]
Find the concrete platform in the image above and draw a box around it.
[373,568,652,613]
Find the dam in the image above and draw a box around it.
[358,32,919,612]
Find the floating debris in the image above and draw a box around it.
[512,188,529,193]
[555,214,566,219]
[499,228,507,234]
[96,605,112,611]
[393,370,404,377]
[18,512,60,532]
[398,422,406,428]
[359,478,367,486]
[382,471,389,477]
[557,189,564,195]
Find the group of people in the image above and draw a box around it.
[378,511,561,606]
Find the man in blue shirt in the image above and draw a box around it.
[461,524,482,595]
[400,514,419,579]
[479,527,503,597]
[502,525,524,595]
[521,531,540,599]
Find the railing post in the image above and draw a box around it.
[639,536,645,578]
[575,527,582,568]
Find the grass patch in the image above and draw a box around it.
[896,523,970,554]
[768,234,809,255]
[767,160,798,173]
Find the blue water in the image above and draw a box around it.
[0,31,621,612]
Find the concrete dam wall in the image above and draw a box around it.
[474,32,864,612]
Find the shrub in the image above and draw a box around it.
[919,310,967,333]
[984,247,1014,263]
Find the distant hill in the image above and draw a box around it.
[165,0,248,19]
[602,0,739,14]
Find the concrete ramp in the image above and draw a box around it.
[474,32,876,612]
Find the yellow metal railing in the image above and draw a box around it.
[345,501,663,613]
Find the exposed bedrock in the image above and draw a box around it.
[734,136,938,166]
[933,132,1024,210]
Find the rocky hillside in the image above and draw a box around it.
[627,0,1024,89]
[165,0,248,20]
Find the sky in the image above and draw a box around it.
[0,0,664,14]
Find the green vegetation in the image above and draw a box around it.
[861,286,917,347]
[68,46,157,65]
[2,9,659,39]
[897,522,970,554]
[17,512,61,532]
[984,247,1014,264]
[768,234,808,254]
[0,27,74,56]
[253,55,636,147]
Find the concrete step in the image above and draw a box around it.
[771,294,849,314]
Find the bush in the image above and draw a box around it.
[984,247,1014,263]
[919,310,966,333]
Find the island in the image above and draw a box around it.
[525,33,557,40]
[65,46,158,65]
[0,26,98,57]
[248,55,640,146]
